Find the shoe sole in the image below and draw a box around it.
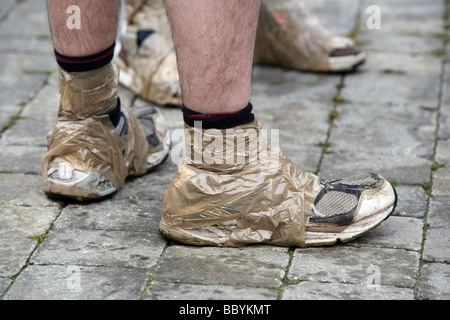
[44,182,117,203]
[44,152,170,203]
[159,185,398,247]
[328,52,367,72]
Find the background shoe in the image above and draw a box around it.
[159,119,396,247]
[254,0,366,72]
[42,63,170,202]
[116,0,182,106]
[117,0,366,106]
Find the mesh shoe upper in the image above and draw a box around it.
[309,173,390,226]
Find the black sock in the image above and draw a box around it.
[107,98,128,136]
[182,103,255,129]
[54,42,116,73]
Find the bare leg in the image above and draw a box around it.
[47,0,120,56]
[164,0,261,114]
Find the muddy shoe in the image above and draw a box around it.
[254,0,366,72]
[42,63,170,202]
[159,118,396,247]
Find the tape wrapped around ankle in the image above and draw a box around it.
[42,64,150,189]
[161,118,321,247]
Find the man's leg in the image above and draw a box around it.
[42,0,170,201]
[160,0,397,247]
[47,0,120,57]
[164,0,260,114]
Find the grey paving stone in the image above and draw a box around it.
[0,0,15,22]
[0,0,50,37]
[320,101,435,183]
[0,36,53,56]
[0,206,58,277]
[256,101,332,146]
[358,33,443,55]
[440,63,450,140]
[0,52,55,75]
[0,173,61,207]
[4,265,149,300]
[342,72,440,108]
[417,263,450,300]
[282,281,414,300]
[154,246,289,288]
[144,283,277,300]
[20,80,59,121]
[0,236,36,278]
[362,52,442,76]
[31,229,167,269]
[251,66,339,106]
[423,228,450,263]
[0,205,59,240]
[432,167,450,197]
[289,246,420,288]
[0,103,21,130]
[435,139,450,168]
[0,277,12,296]
[0,145,47,174]
[0,118,53,146]
[351,216,424,252]
[255,100,332,172]
[428,197,450,229]
[393,185,428,218]
[328,102,436,159]
[0,71,47,106]
[320,148,432,184]
[54,199,162,233]
[439,85,450,140]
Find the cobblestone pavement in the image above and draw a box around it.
[0,0,448,300]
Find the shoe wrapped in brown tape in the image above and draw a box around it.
[255,0,365,72]
[42,63,150,195]
[160,118,321,247]
[117,0,181,106]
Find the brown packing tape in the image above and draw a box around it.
[42,63,150,190]
[120,0,182,105]
[162,119,321,247]
[57,64,119,121]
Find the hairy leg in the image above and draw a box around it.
[47,0,121,56]
[164,0,261,114]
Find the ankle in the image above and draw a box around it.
[57,62,119,121]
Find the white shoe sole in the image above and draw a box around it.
[328,52,367,72]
